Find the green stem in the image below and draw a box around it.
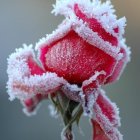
[65,104,83,130]
[62,104,83,140]
[49,92,83,140]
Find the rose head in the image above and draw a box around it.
[38,0,130,87]
[7,0,131,140]
[39,30,116,85]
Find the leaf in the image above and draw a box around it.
[76,107,83,126]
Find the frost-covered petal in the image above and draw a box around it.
[52,0,126,41]
[6,0,130,139]
[95,90,120,127]
[22,93,48,116]
[73,3,118,46]
[7,45,66,100]
[37,30,117,85]
[82,71,106,94]
[91,119,110,140]
[105,40,131,84]
[61,83,82,103]
[93,90,123,140]
[27,53,45,75]
[35,0,125,86]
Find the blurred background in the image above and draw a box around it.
[0,0,139,140]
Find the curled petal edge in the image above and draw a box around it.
[93,90,123,140]
[7,45,67,115]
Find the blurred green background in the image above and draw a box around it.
[0,0,139,140]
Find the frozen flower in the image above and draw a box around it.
[7,0,130,140]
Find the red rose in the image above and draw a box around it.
[7,0,130,140]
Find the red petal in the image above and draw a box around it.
[93,90,123,140]
[27,56,45,75]
[7,47,66,100]
[39,31,116,85]
[96,91,120,127]
[23,93,48,113]
[82,71,106,94]
[74,4,118,47]
[113,27,119,34]
[39,44,49,73]
[91,119,110,140]
[105,47,129,84]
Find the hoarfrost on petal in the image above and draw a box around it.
[22,93,48,116]
[82,71,106,92]
[10,72,66,100]
[7,45,67,100]
[105,39,131,84]
[61,83,82,102]
[93,89,122,140]
[52,0,126,40]
[91,119,110,140]
[36,15,123,60]
[95,90,120,127]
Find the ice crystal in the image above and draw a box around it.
[7,0,131,140]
